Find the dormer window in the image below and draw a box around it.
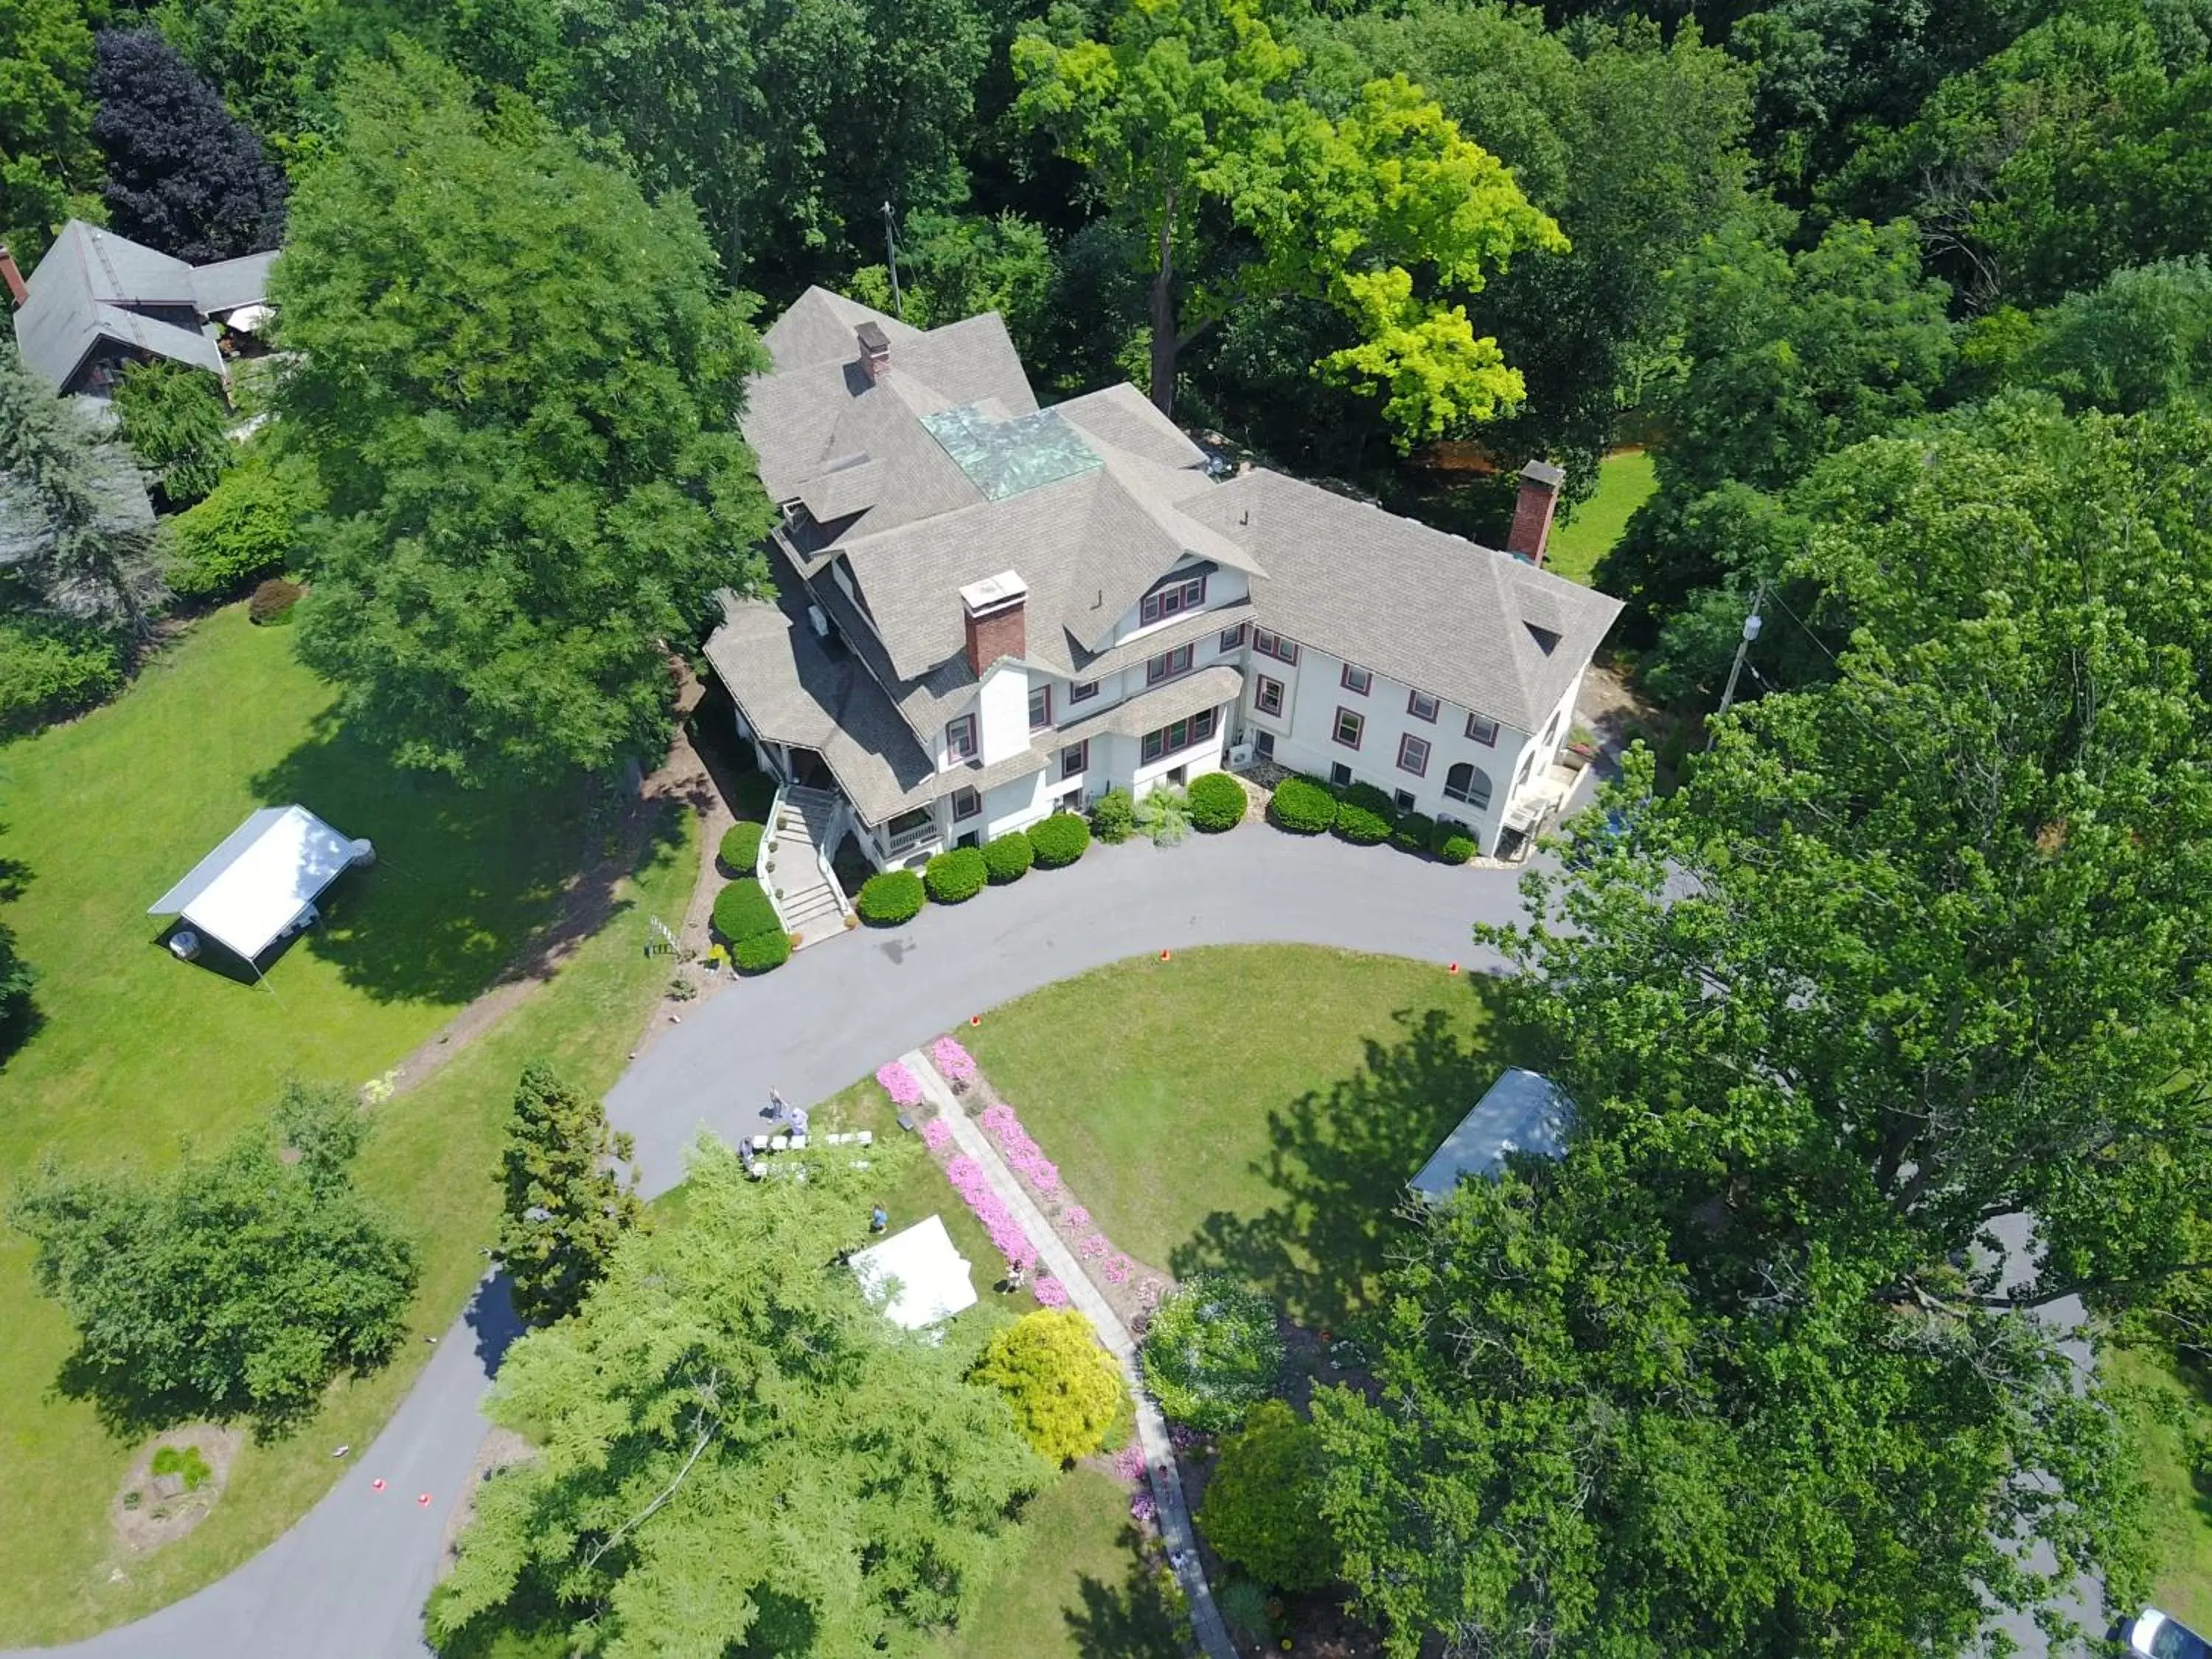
[946,714,978,762]
[1141,572,1207,626]
[1029,684,1054,728]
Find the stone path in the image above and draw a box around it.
[906,1049,1237,1659]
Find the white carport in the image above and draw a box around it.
[849,1214,978,1333]
[149,804,371,969]
[1409,1067,1574,1202]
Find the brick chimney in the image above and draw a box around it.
[855,319,891,382]
[0,245,27,308]
[1506,459,1565,567]
[961,571,1027,677]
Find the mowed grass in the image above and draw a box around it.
[0,604,695,1643]
[2111,1344,2212,1629]
[1545,448,1657,588]
[925,1469,1183,1659]
[964,946,1506,1326]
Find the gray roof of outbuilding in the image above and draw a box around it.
[191,250,276,315]
[1181,470,1624,732]
[11,220,248,391]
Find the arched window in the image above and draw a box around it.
[1443,762,1491,810]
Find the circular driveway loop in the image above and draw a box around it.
[21,829,1533,1659]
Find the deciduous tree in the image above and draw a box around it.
[0,0,100,262]
[496,1061,643,1327]
[271,49,773,784]
[1197,1399,1336,1591]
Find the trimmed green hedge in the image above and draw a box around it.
[733,929,793,973]
[1432,819,1476,864]
[1029,813,1091,867]
[858,869,925,925]
[720,820,764,875]
[1188,772,1247,832]
[983,830,1034,883]
[1333,782,1397,846]
[1392,810,1435,855]
[1268,776,1338,834]
[712,877,782,942]
[925,846,989,904]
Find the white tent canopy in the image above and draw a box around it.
[1409,1067,1573,1203]
[150,804,367,962]
[849,1214,978,1332]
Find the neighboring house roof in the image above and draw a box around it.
[1180,470,1624,733]
[11,220,273,392]
[1409,1068,1573,1201]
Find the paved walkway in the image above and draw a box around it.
[15,825,1562,1659]
[908,1050,1237,1659]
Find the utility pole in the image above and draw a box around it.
[1711,580,1766,742]
[880,201,904,321]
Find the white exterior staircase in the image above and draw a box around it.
[762,785,852,947]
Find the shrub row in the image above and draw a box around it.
[719,820,764,876]
[983,831,1033,883]
[855,815,1095,927]
[711,876,793,973]
[858,869,925,925]
[925,846,989,903]
[1186,771,1247,832]
[1267,774,1476,863]
[1028,813,1091,867]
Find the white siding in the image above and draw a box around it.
[973,662,1031,766]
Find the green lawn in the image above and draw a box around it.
[1544,448,1657,588]
[2112,1344,2212,1628]
[964,946,1507,1327]
[0,605,696,1643]
[926,1469,1184,1659]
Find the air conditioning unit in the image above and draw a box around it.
[1227,741,1256,768]
[807,605,830,639]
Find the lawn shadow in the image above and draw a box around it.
[248,714,675,1006]
[1171,977,1536,1329]
[1062,1524,1189,1659]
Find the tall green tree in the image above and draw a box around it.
[0,0,101,262]
[431,1139,1046,1656]
[114,359,234,507]
[271,49,773,784]
[847,209,1056,363]
[496,1061,643,1327]
[2005,255,2212,414]
[1015,0,1565,440]
[9,1080,419,1430]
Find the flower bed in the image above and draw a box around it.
[978,1101,1060,1194]
[945,1153,1038,1273]
[875,1060,922,1110]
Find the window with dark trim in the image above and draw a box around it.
[1407,688,1439,723]
[1070,679,1099,704]
[1029,684,1053,729]
[1140,573,1207,626]
[1061,740,1088,779]
[1340,663,1371,695]
[1444,762,1492,810]
[1333,706,1363,749]
[1394,789,1417,814]
[1218,622,1248,653]
[951,787,981,821]
[1138,706,1219,764]
[1329,762,1352,787]
[1466,713,1500,745]
[945,714,978,761]
[1254,675,1284,716]
[1253,629,1299,666]
[1398,732,1430,776]
[1146,644,1194,686]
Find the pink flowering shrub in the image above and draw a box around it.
[1079,1233,1110,1260]
[1103,1254,1133,1285]
[1129,1490,1158,1523]
[1034,1276,1070,1308]
[920,1116,953,1150]
[876,1061,922,1109]
[944,1154,1037,1272]
[1110,1443,1148,1484]
[931,1036,978,1091]
[978,1102,1061,1194]
[1062,1206,1091,1230]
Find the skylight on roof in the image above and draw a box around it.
[920,403,1102,501]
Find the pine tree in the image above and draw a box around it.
[495,1062,643,1326]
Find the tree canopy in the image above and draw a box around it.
[496,1061,644,1327]
[430,1138,1046,1657]
[271,48,773,784]
[0,0,100,261]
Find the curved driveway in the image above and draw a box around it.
[17,828,1537,1659]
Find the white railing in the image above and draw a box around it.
[759,779,798,937]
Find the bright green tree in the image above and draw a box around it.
[0,0,101,261]
[430,1138,1047,1656]
[2008,255,2212,414]
[1014,0,1564,440]
[848,209,1055,361]
[496,1061,644,1327]
[1196,1399,1335,1590]
[8,1080,418,1430]
[970,1308,1127,1464]
[165,442,318,598]
[114,358,234,505]
[271,49,773,784]
[1139,1274,1282,1432]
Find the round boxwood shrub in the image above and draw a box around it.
[1430,818,1477,864]
[1139,1275,1284,1433]
[924,846,988,904]
[1332,781,1397,846]
[732,929,793,973]
[247,577,302,625]
[982,830,1034,884]
[1197,1400,1340,1590]
[1391,810,1435,855]
[1090,785,1137,844]
[720,820,764,875]
[712,877,781,943]
[1028,812,1091,867]
[857,869,925,925]
[1268,776,1338,834]
[1187,771,1247,832]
